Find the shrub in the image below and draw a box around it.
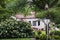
[35,31,47,40]
[49,30,60,40]
[56,24,60,28]
[50,31,60,36]
[35,30,60,40]
[0,18,35,38]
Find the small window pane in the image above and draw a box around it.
[38,21,40,26]
[33,21,36,26]
[29,21,31,24]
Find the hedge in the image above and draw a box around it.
[0,18,35,38]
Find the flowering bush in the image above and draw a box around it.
[0,18,35,38]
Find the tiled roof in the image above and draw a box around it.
[15,11,35,19]
[15,14,25,19]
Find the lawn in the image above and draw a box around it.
[0,38,31,40]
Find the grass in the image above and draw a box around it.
[0,38,31,40]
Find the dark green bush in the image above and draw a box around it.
[56,24,60,28]
[52,36,60,40]
[50,31,60,36]
[36,34,60,40]
[0,18,35,38]
[35,30,60,40]
[36,34,51,40]
[35,31,48,40]
[49,31,60,40]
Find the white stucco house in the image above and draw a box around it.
[22,18,46,30]
[11,11,50,30]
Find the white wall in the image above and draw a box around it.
[23,18,46,30]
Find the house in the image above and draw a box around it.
[11,11,50,30]
[23,18,46,30]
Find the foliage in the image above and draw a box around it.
[0,0,28,21]
[6,0,27,13]
[49,30,60,40]
[35,33,51,40]
[50,30,60,36]
[35,30,60,40]
[0,18,35,38]
[51,36,60,40]
[0,38,31,40]
[0,0,13,21]
[56,24,60,28]
[36,34,60,40]
[32,0,59,10]
[35,31,60,40]
[33,0,60,24]
[0,0,6,8]
[34,31,41,38]
[0,9,13,21]
[35,31,47,40]
[36,7,60,24]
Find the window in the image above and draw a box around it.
[33,21,36,26]
[29,21,31,24]
[38,21,40,26]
